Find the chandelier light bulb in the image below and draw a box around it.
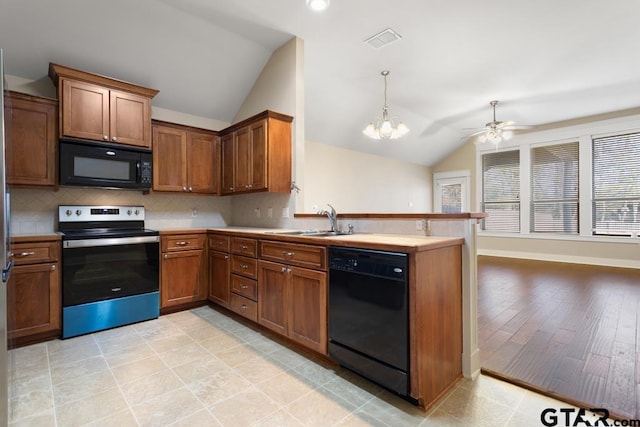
[306,0,330,11]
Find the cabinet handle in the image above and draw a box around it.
[103,135,109,140]
[164,254,168,259]
[14,251,35,257]
[175,241,190,246]
[189,187,193,192]
[240,264,248,269]
[51,265,56,271]
[229,187,234,192]
[241,304,247,309]
[240,284,248,289]
[182,186,187,192]
[224,255,229,260]
[282,251,294,258]
[241,245,248,250]
[112,136,117,142]
[281,266,287,273]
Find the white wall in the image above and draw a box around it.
[304,141,432,213]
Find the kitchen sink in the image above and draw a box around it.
[266,229,353,237]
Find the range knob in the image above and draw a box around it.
[75,210,82,216]
[127,209,132,216]
[65,209,72,216]
[135,209,140,216]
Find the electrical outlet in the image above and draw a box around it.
[267,207,273,218]
[416,219,426,230]
[254,207,261,218]
[192,208,198,217]
[282,207,290,218]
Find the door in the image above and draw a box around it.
[110,90,151,148]
[187,131,217,193]
[161,249,205,308]
[152,125,187,192]
[220,133,234,194]
[289,266,327,354]
[257,260,288,335]
[434,171,470,213]
[208,250,230,307]
[61,79,110,141]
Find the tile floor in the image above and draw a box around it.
[8,306,587,426]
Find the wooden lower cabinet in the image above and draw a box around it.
[7,239,61,347]
[258,260,327,354]
[208,250,230,307]
[160,234,206,309]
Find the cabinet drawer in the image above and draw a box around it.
[260,240,326,270]
[231,237,258,257]
[231,275,257,301]
[229,293,257,322]
[162,234,205,251]
[11,242,59,265]
[231,255,257,279]
[208,234,230,252]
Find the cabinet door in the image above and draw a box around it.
[249,119,268,191]
[153,125,187,192]
[61,79,110,142]
[289,267,327,354]
[7,262,60,342]
[257,260,288,336]
[234,127,251,191]
[161,249,206,308]
[4,93,57,187]
[187,131,218,194]
[208,250,230,307]
[110,90,151,148]
[220,133,235,194]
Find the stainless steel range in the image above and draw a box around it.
[58,205,160,338]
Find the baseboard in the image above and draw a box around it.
[477,249,639,269]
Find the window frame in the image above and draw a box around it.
[475,113,640,242]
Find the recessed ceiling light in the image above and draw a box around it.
[306,0,330,12]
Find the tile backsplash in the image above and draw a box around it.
[10,187,232,234]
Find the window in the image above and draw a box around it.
[531,142,579,233]
[592,132,640,236]
[434,171,469,213]
[482,150,520,232]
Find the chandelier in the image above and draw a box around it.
[363,70,409,140]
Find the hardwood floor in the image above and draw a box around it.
[477,256,640,419]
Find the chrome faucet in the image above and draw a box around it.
[317,204,338,232]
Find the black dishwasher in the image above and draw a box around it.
[328,246,409,396]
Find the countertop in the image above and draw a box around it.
[208,227,464,253]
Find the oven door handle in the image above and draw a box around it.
[63,235,160,248]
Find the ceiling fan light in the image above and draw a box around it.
[306,0,329,11]
[502,130,513,140]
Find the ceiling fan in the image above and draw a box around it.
[465,100,532,145]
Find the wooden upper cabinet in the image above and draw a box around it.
[49,63,158,149]
[187,131,218,193]
[220,133,235,193]
[152,121,219,194]
[220,111,292,195]
[153,125,187,192]
[4,91,57,188]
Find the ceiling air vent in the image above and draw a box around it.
[364,28,403,49]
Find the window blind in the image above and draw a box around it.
[482,150,520,232]
[531,142,579,233]
[592,132,640,236]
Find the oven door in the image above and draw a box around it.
[62,236,159,307]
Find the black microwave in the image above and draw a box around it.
[59,139,152,190]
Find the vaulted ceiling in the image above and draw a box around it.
[2,0,640,166]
